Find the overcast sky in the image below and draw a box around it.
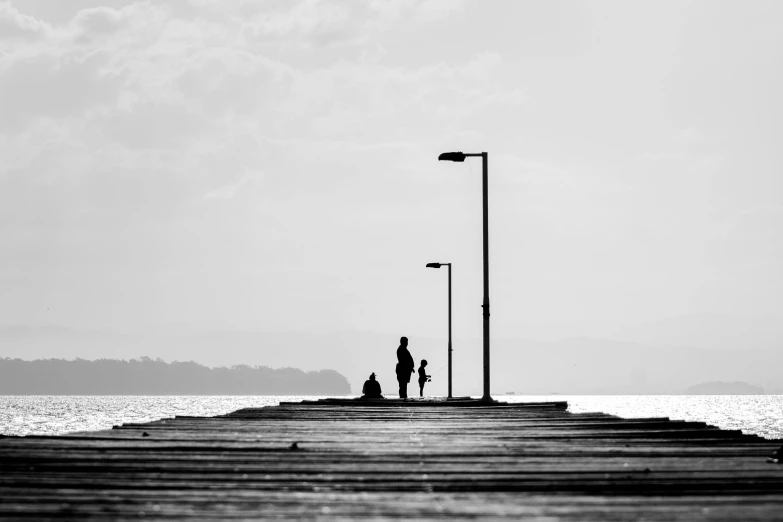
[1,0,782,343]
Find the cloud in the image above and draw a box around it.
[411,0,466,23]
[494,154,577,189]
[0,0,527,246]
[707,206,783,265]
[675,127,707,145]
[0,0,523,218]
[0,0,496,143]
[0,51,124,132]
[244,0,356,42]
[70,6,133,41]
[0,2,52,41]
[285,52,525,142]
[0,0,537,335]
[202,172,261,200]
[638,151,677,162]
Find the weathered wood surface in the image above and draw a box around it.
[1,397,782,520]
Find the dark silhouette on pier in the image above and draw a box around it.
[418,359,431,397]
[360,372,383,398]
[395,336,415,398]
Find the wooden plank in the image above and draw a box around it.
[1,398,781,520]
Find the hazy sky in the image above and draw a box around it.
[2,0,782,342]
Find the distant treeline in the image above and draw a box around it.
[0,357,351,395]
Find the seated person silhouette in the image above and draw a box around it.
[361,372,383,399]
[418,359,431,397]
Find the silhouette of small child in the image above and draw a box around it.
[418,360,431,397]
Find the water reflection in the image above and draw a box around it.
[507,395,783,440]
[1,395,781,440]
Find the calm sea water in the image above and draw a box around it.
[1,395,781,440]
[507,395,783,440]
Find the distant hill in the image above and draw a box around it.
[2,325,782,396]
[686,381,765,395]
[0,357,351,395]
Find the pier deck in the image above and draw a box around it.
[1,398,782,520]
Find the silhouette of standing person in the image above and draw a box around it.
[395,336,415,398]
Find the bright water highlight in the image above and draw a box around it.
[507,395,783,440]
[1,395,782,439]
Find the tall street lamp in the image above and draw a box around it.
[426,262,452,398]
[438,151,492,402]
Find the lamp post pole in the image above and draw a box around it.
[426,261,453,398]
[447,262,452,399]
[480,152,490,402]
[437,151,492,402]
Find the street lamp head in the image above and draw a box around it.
[438,152,466,162]
[425,263,442,268]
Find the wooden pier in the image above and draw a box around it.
[1,397,782,520]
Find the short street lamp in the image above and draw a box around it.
[426,262,452,398]
[438,151,492,402]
